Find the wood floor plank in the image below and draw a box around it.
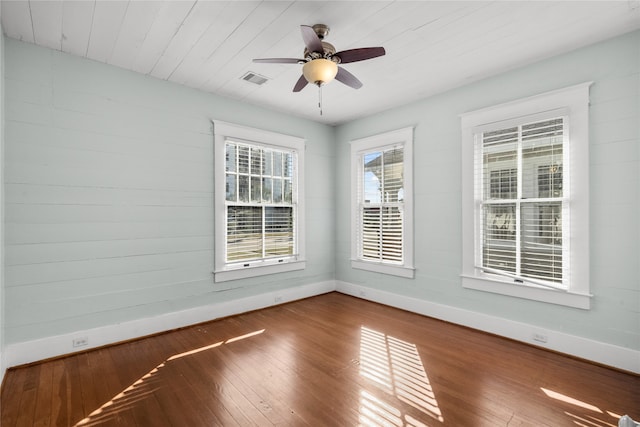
[2,292,639,426]
[75,352,101,422]
[32,361,53,427]
[1,364,28,426]
[15,364,39,427]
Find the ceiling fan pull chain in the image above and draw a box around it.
[318,85,323,116]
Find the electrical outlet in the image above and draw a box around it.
[532,333,548,343]
[274,295,283,303]
[73,336,89,348]
[359,290,367,298]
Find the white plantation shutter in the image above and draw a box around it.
[357,147,404,263]
[478,117,567,289]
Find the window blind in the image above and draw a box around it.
[479,118,566,289]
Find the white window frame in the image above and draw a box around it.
[461,83,592,309]
[350,127,414,279]
[213,121,305,282]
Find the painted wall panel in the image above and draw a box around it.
[3,37,335,344]
[335,30,640,351]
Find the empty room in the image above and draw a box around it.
[0,1,638,426]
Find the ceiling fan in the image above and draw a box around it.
[253,24,386,93]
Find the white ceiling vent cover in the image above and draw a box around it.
[241,72,269,86]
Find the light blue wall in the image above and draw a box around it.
[3,38,336,344]
[2,29,638,358]
[335,30,639,351]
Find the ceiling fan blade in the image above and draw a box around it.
[301,25,323,53]
[293,75,308,92]
[253,58,303,64]
[334,47,386,64]
[335,67,363,89]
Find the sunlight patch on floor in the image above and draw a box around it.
[74,329,266,426]
[541,387,627,427]
[359,326,443,426]
[541,387,602,413]
[564,411,618,427]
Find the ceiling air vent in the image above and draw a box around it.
[241,72,269,86]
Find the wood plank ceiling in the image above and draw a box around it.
[2,1,639,125]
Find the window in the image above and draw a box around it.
[213,121,305,282]
[461,83,592,309]
[351,127,414,278]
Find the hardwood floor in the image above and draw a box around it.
[2,292,638,426]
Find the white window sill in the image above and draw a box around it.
[352,260,414,279]
[214,260,306,283]
[461,274,592,309]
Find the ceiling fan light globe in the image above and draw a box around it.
[302,59,338,86]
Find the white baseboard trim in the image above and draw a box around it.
[5,280,638,375]
[5,281,335,369]
[336,281,640,374]
[0,351,5,388]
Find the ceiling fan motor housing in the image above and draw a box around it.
[304,42,339,62]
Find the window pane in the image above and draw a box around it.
[251,147,262,175]
[238,175,250,202]
[226,143,236,172]
[265,206,293,256]
[536,164,563,198]
[482,204,516,273]
[521,202,562,283]
[363,152,381,203]
[273,178,282,203]
[381,206,402,262]
[283,153,293,178]
[226,173,236,202]
[262,177,272,203]
[483,127,517,200]
[227,206,263,261]
[274,152,283,177]
[262,151,272,175]
[251,176,261,203]
[238,145,250,174]
[283,179,292,203]
[522,118,563,199]
[361,207,381,260]
[489,169,517,199]
[383,148,403,203]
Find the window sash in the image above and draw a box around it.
[476,117,568,289]
[357,146,405,264]
[224,140,297,264]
